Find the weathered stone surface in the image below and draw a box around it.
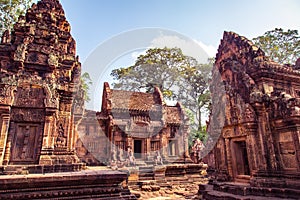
[75,110,108,166]
[128,164,208,199]
[0,0,84,169]
[203,31,300,199]
[0,169,137,199]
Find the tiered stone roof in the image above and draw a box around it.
[164,105,183,125]
[111,89,159,111]
[99,82,185,126]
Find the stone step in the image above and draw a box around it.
[138,166,154,170]
[135,160,147,166]
[213,182,300,199]
[139,176,154,181]
[204,190,291,200]
[201,183,300,200]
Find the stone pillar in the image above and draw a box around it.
[2,121,14,165]
[0,114,10,165]
[183,125,190,159]
[292,129,300,171]
[254,104,268,171]
[225,138,233,178]
[42,115,54,149]
[146,137,151,156]
[39,114,55,165]
[244,122,258,173]
[111,127,115,161]
[67,114,74,151]
[256,105,277,171]
[161,130,168,159]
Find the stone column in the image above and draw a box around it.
[225,138,233,178]
[2,121,14,165]
[245,122,259,172]
[65,114,72,152]
[183,125,189,159]
[146,137,150,156]
[0,114,10,165]
[39,114,56,165]
[292,129,300,171]
[161,129,168,159]
[256,105,277,171]
[42,115,54,149]
[254,104,268,171]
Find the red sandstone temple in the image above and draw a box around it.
[0,0,84,172]
[97,82,190,164]
[201,31,300,199]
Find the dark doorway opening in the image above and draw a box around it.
[233,141,250,176]
[134,140,142,159]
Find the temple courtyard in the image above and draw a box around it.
[0,0,300,199]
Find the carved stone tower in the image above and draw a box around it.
[0,0,84,169]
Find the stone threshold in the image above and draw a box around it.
[0,169,137,200]
[1,164,85,175]
[200,182,300,200]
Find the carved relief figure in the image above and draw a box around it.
[55,124,67,148]
[154,151,163,165]
[191,138,204,163]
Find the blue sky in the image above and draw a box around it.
[60,0,300,62]
[57,0,300,110]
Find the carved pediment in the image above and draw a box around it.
[14,87,45,108]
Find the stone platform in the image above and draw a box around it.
[199,181,300,200]
[0,169,137,199]
[1,164,85,175]
[127,163,208,199]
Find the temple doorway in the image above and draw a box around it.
[9,123,43,165]
[232,140,250,179]
[134,140,142,159]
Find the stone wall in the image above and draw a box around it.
[128,163,208,199]
[0,170,136,199]
[76,110,109,166]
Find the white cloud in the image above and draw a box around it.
[194,40,217,58]
[131,50,147,61]
[150,34,216,63]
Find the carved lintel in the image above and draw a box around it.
[11,108,45,122]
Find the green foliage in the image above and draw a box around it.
[111,47,195,99]
[0,0,33,35]
[188,127,207,150]
[185,107,208,151]
[253,28,300,64]
[81,72,92,103]
[178,58,213,129]
[111,47,213,143]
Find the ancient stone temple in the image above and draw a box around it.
[0,0,84,171]
[0,1,138,199]
[97,82,190,164]
[201,31,300,199]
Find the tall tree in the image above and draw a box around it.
[81,72,92,103]
[111,47,212,139]
[178,58,213,131]
[252,28,300,64]
[111,48,194,98]
[0,0,33,35]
